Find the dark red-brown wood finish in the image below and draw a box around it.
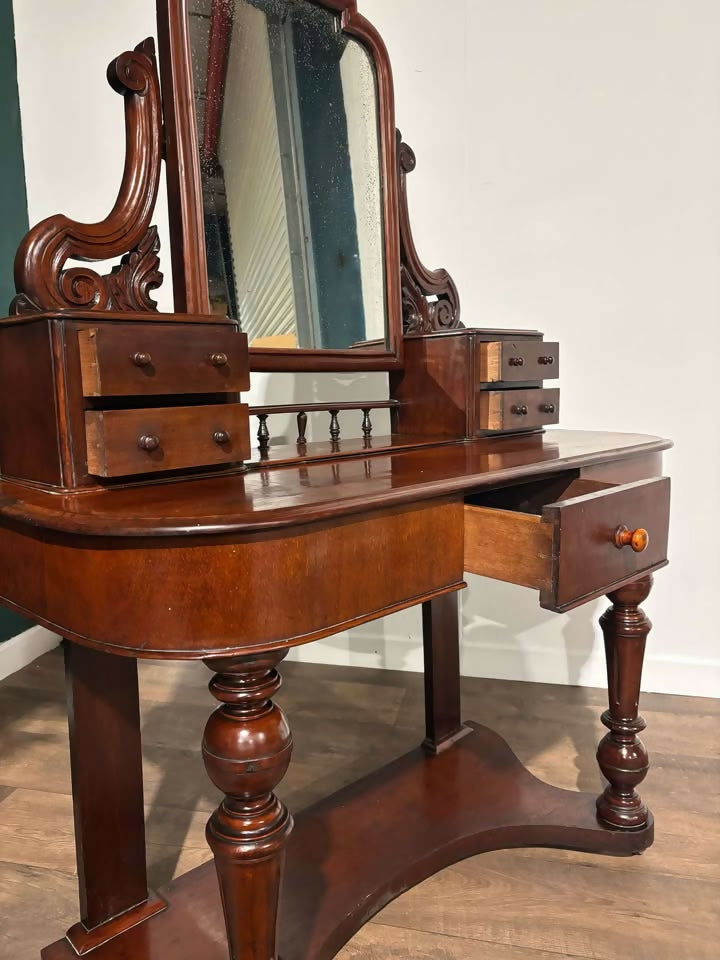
[0,5,674,960]
[156,0,406,371]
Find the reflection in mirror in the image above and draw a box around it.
[188,0,388,351]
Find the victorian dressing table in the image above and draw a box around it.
[0,3,671,959]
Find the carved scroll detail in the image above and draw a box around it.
[11,38,163,315]
[398,132,462,335]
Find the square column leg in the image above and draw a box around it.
[64,642,163,954]
[422,592,469,754]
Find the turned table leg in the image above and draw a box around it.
[596,575,653,829]
[422,592,468,754]
[203,651,294,960]
[64,642,149,930]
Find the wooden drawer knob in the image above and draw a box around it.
[542,402,556,414]
[614,525,650,553]
[511,404,529,416]
[538,356,555,365]
[138,434,160,452]
[508,356,525,367]
[213,430,231,445]
[133,352,152,367]
[210,352,229,367]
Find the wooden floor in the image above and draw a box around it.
[1,647,718,959]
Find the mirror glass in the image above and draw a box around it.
[188,0,388,351]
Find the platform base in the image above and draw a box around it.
[42,722,653,960]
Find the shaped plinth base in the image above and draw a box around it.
[42,722,653,960]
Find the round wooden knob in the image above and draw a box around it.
[210,352,228,367]
[511,404,528,416]
[508,357,525,367]
[213,430,230,445]
[614,525,650,553]
[133,352,152,367]
[138,434,160,452]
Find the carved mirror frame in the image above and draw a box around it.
[156,0,404,371]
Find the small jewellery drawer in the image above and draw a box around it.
[478,341,560,383]
[85,403,250,477]
[78,324,250,397]
[477,388,560,432]
[464,476,670,611]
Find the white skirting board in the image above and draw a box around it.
[0,625,61,681]
[2,620,717,700]
[289,638,720,700]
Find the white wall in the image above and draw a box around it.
[12,0,720,696]
[12,0,173,313]
[291,0,720,697]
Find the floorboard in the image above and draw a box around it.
[1,647,718,959]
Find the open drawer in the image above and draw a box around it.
[464,475,670,612]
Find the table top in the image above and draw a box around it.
[0,431,671,538]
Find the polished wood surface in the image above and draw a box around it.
[0,499,464,656]
[0,8,677,956]
[0,309,245,490]
[0,424,673,957]
[391,329,555,438]
[0,317,63,485]
[597,576,654,829]
[478,388,561,432]
[202,651,294,960]
[542,476,670,611]
[3,653,716,960]
[421,593,466,754]
[0,431,671,535]
[42,718,654,960]
[78,324,249,397]
[85,402,250,478]
[478,340,560,383]
[464,474,671,612]
[62,644,149,935]
[157,0,405,372]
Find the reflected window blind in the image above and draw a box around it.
[219,5,296,345]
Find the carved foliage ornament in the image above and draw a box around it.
[398,132,462,335]
[11,39,164,315]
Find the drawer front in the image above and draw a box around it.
[85,404,250,477]
[478,341,559,383]
[477,388,560,432]
[543,476,670,611]
[464,476,670,612]
[78,324,250,397]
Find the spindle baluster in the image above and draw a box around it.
[257,414,270,457]
[362,408,373,440]
[329,410,341,443]
[297,411,308,446]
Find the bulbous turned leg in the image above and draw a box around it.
[596,575,653,829]
[202,650,293,960]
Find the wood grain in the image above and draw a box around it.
[2,651,718,960]
[464,505,553,590]
[477,388,561,432]
[85,403,250,477]
[77,324,249,397]
[478,341,560,383]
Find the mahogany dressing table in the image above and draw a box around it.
[0,3,671,958]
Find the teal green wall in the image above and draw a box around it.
[0,0,31,642]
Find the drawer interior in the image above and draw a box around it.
[464,472,670,611]
[465,473,613,515]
